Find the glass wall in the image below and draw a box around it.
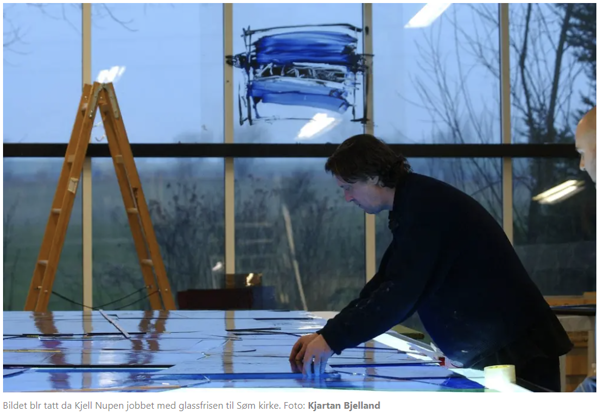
[513,158,596,295]
[509,3,595,144]
[3,159,83,311]
[92,158,225,309]
[373,3,501,144]
[235,158,365,311]
[3,3,595,313]
[91,3,223,143]
[506,3,596,295]
[3,3,82,143]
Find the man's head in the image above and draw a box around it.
[575,106,596,183]
[324,134,411,214]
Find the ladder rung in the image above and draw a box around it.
[68,177,79,193]
[127,208,139,214]
[115,155,124,164]
[141,259,153,266]
[52,208,62,214]
[67,155,75,163]
[38,260,48,266]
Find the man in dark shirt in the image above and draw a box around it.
[289,134,573,391]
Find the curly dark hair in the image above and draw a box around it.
[324,134,411,188]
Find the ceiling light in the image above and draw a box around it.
[96,66,126,83]
[296,113,339,140]
[405,3,452,29]
[532,180,585,204]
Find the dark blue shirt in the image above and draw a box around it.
[319,172,572,368]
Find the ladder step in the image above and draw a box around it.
[127,208,139,214]
[67,155,75,163]
[52,208,62,214]
[68,177,79,193]
[141,259,154,266]
[115,155,124,164]
[38,260,48,266]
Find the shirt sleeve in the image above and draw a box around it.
[316,243,394,338]
[318,213,451,355]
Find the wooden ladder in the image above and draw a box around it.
[24,82,176,312]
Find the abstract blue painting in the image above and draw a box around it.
[227,24,368,127]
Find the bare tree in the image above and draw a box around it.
[2,2,161,61]
[401,4,503,222]
[406,4,594,245]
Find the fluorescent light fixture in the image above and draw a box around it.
[532,180,585,204]
[405,3,452,29]
[542,185,579,203]
[296,113,339,140]
[96,65,126,83]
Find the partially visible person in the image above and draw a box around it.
[573,106,597,393]
[575,106,596,182]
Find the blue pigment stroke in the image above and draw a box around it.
[253,31,360,69]
[251,79,349,98]
[257,92,349,113]
[249,78,351,112]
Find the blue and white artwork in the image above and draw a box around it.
[227,24,368,126]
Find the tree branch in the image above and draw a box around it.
[547,4,573,138]
[519,4,536,140]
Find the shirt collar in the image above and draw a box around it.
[387,172,412,232]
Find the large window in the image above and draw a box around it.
[3,4,595,313]
[91,3,223,143]
[373,4,501,144]
[92,158,225,309]
[3,3,82,143]
[89,3,226,309]
[235,158,365,311]
[509,3,596,144]
[507,4,596,295]
[3,159,83,311]
[513,158,596,295]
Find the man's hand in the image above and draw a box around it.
[290,334,334,378]
[302,334,333,377]
[289,333,319,362]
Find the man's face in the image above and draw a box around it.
[576,131,596,183]
[335,176,388,214]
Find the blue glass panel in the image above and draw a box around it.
[4,310,488,392]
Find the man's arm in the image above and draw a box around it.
[316,243,394,337]
[318,214,453,355]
